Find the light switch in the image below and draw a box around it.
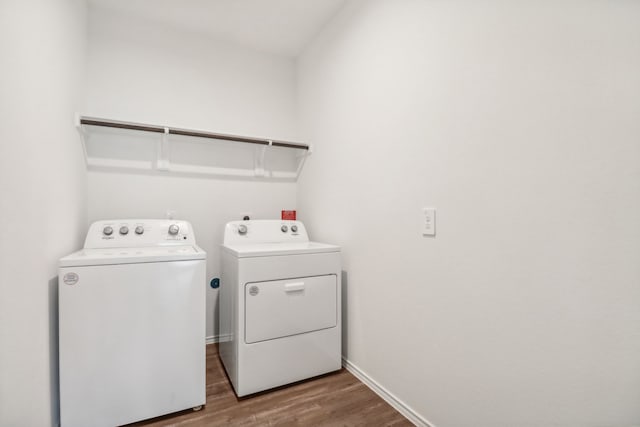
[422,208,436,236]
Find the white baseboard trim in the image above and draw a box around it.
[206,333,232,344]
[342,357,435,427]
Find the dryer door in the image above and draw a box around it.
[244,275,337,344]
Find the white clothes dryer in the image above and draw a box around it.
[58,219,206,427]
[220,220,341,397]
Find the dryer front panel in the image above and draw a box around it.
[244,275,337,344]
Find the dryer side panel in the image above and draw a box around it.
[219,250,239,389]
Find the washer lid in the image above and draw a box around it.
[222,241,340,258]
[59,245,206,267]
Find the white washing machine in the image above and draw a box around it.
[58,219,206,427]
[219,220,341,397]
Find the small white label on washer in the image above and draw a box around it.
[63,272,79,285]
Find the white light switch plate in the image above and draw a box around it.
[422,207,436,236]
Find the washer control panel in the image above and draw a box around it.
[224,220,309,244]
[85,219,197,249]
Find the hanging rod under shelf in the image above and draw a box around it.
[79,116,309,150]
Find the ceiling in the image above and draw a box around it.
[88,0,347,57]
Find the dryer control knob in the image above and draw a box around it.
[281,225,288,233]
[119,226,129,235]
[168,224,180,235]
[103,226,113,236]
[238,224,248,235]
[135,226,144,235]
[291,225,298,233]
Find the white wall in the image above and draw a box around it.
[297,1,640,426]
[0,1,88,426]
[85,6,299,339]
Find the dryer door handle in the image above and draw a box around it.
[284,282,305,292]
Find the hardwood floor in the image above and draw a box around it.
[131,344,413,426]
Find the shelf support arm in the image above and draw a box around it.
[254,140,272,177]
[157,127,170,171]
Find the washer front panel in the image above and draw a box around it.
[59,260,206,427]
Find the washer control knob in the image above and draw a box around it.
[103,226,113,236]
[291,225,298,233]
[168,224,180,235]
[135,226,144,235]
[238,224,248,235]
[119,226,129,235]
[281,225,288,233]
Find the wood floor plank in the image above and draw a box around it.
[129,344,413,427]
